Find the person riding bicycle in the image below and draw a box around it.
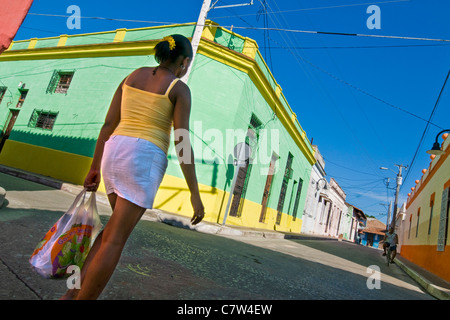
[382,226,398,263]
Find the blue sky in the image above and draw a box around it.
[14,0,450,223]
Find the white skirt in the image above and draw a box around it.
[101,135,168,209]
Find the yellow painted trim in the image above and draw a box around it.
[291,113,297,122]
[10,23,197,48]
[28,38,38,49]
[113,29,127,43]
[202,20,219,41]
[57,35,68,47]
[242,37,258,59]
[0,40,159,61]
[275,84,282,98]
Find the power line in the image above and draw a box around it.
[27,13,176,25]
[212,0,411,19]
[23,11,445,129]
[27,12,450,43]
[263,35,444,129]
[256,43,450,49]
[323,157,383,177]
[219,25,450,43]
[401,67,450,190]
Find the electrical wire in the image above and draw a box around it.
[293,0,395,166]
[27,13,176,25]
[400,67,450,190]
[21,7,450,189]
[212,0,411,20]
[256,43,450,50]
[26,11,441,130]
[26,12,450,43]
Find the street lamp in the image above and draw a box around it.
[426,129,450,155]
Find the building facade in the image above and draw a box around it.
[317,178,347,237]
[347,204,366,243]
[301,145,327,234]
[398,133,450,282]
[0,21,316,233]
[360,218,385,248]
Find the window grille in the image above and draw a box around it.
[28,109,58,130]
[46,70,75,94]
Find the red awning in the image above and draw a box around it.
[0,0,34,54]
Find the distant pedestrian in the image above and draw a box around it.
[61,34,205,300]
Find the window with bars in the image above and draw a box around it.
[292,178,304,221]
[28,109,58,130]
[46,70,75,94]
[276,153,294,225]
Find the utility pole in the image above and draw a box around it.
[181,0,254,83]
[391,164,407,229]
[382,177,391,228]
[387,201,392,230]
[181,0,212,83]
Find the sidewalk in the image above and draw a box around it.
[1,164,449,300]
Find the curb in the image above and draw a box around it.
[148,209,285,239]
[394,258,450,300]
[0,186,6,208]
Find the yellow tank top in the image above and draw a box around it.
[112,78,179,155]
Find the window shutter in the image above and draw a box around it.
[46,70,59,94]
[437,188,449,251]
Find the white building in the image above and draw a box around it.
[324,178,348,237]
[302,145,353,239]
[301,145,327,234]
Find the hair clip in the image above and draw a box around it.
[162,36,176,51]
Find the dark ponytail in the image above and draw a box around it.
[154,34,193,64]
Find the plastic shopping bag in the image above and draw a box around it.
[29,189,102,279]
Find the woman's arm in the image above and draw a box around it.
[172,81,205,225]
[84,79,124,191]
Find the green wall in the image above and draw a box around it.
[0,24,312,221]
[0,55,157,157]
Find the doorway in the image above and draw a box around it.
[259,152,278,223]
[0,110,20,153]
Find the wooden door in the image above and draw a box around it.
[0,110,19,153]
[259,154,277,223]
[229,161,250,217]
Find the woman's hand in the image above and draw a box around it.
[84,168,101,192]
[190,194,205,225]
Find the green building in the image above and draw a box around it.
[0,21,315,233]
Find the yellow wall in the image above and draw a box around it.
[0,140,302,233]
[155,173,302,233]
[0,140,92,186]
[400,135,450,281]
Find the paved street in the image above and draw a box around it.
[0,172,434,300]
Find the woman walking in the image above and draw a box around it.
[61,34,205,300]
